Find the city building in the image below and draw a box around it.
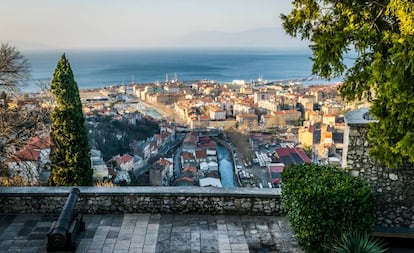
[150,158,173,186]
[6,136,50,184]
[236,113,258,130]
[90,149,109,181]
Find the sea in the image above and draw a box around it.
[22,47,339,93]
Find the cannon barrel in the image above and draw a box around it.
[48,188,81,250]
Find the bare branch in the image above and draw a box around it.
[0,43,31,92]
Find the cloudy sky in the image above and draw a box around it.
[1,0,306,50]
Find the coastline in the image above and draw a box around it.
[21,48,335,93]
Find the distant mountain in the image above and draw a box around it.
[4,27,309,50]
[169,27,309,49]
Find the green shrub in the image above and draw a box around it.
[281,164,376,253]
[331,232,387,253]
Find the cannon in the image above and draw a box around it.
[47,188,85,251]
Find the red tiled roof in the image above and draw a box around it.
[115,154,133,166]
[12,136,50,161]
[199,115,210,121]
[276,147,311,164]
[175,176,194,183]
[198,136,211,143]
[26,136,50,150]
[295,148,312,163]
[155,158,172,166]
[275,148,291,157]
[308,125,315,133]
[197,142,217,149]
[195,149,207,159]
[269,165,284,172]
[181,152,195,160]
[15,148,41,161]
[183,133,198,144]
[272,178,281,184]
[182,166,197,174]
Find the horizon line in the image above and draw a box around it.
[20,45,311,53]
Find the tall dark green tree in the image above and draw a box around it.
[282,0,414,168]
[49,54,92,186]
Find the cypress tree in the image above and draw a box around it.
[48,54,92,186]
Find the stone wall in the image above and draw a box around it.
[0,187,282,216]
[343,109,414,228]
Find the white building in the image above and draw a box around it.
[200,177,223,187]
[115,154,134,171]
[208,161,219,171]
[90,149,109,181]
[233,102,254,116]
[209,107,226,121]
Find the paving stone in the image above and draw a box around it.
[172,225,191,233]
[112,250,128,253]
[201,232,217,241]
[111,216,124,227]
[229,236,247,244]
[191,247,202,253]
[148,214,161,224]
[118,233,133,241]
[200,239,219,252]
[102,243,115,251]
[155,243,170,253]
[85,249,101,253]
[0,213,304,253]
[144,232,158,244]
[88,242,104,250]
[142,244,156,253]
[130,242,143,248]
[0,241,13,251]
[21,246,40,253]
[218,241,231,251]
[231,243,250,251]
[170,232,191,245]
[190,234,200,244]
[199,224,209,231]
[170,244,191,253]
[132,235,146,244]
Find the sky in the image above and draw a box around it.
[1,0,306,50]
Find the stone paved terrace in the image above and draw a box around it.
[0,213,303,253]
[1,186,413,252]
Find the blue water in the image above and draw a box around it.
[20,48,330,92]
[217,144,235,188]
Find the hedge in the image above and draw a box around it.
[281,164,375,253]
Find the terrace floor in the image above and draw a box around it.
[1,213,412,253]
[0,213,303,253]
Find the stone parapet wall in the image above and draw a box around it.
[343,109,414,229]
[0,187,282,216]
